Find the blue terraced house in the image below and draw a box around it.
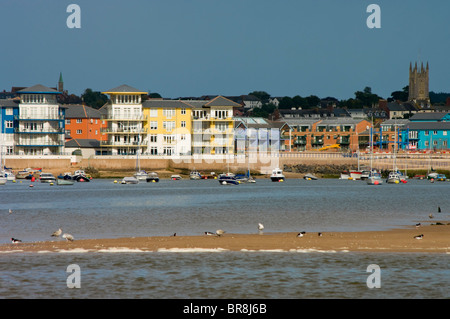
[0,98,20,155]
[404,112,450,151]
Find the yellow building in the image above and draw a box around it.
[100,85,148,155]
[142,99,192,156]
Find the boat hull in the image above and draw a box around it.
[350,171,362,180]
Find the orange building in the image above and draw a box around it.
[281,118,372,152]
[64,104,107,141]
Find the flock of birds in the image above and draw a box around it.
[7,205,446,244]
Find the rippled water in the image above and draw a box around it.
[1,178,449,299]
[1,251,449,299]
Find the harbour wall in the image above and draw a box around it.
[4,152,450,175]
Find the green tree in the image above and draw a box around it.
[251,103,277,118]
[306,95,320,107]
[278,96,294,109]
[248,91,270,102]
[81,89,109,109]
[390,85,409,102]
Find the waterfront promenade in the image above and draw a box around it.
[3,151,450,176]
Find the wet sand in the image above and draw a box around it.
[2,224,449,254]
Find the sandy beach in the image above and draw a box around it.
[2,223,449,254]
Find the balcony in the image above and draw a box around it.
[100,141,140,146]
[102,115,147,121]
[14,128,64,134]
[14,115,64,121]
[101,128,145,134]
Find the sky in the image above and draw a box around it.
[0,0,449,100]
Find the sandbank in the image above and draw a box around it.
[1,224,449,254]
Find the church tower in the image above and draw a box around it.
[408,62,430,107]
[58,72,64,93]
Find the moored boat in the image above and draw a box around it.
[39,173,56,183]
[350,171,362,180]
[134,170,149,181]
[270,168,285,182]
[146,172,159,182]
[121,176,139,184]
[190,170,202,180]
[57,178,74,186]
[386,171,401,184]
[367,171,383,185]
[218,174,239,185]
[340,171,350,180]
[73,170,90,182]
[303,173,318,180]
[171,175,182,180]
[0,173,7,185]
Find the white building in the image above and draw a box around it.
[15,84,65,155]
[100,85,147,155]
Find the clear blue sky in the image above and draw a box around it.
[1,0,449,100]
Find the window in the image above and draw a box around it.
[150,146,158,155]
[6,146,13,155]
[163,121,175,132]
[149,135,157,143]
[5,108,13,115]
[163,109,175,118]
[181,109,186,115]
[66,130,71,136]
[163,135,175,144]
[433,131,438,135]
[150,109,158,117]
[6,121,13,128]
[95,130,98,135]
[76,119,82,123]
[181,121,186,128]
[65,119,71,124]
[444,131,447,136]
[76,130,82,134]
[433,141,438,146]
[425,131,429,136]
[150,121,158,130]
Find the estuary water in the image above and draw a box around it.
[0,178,449,299]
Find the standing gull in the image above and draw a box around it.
[11,238,22,243]
[297,231,306,238]
[62,233,74,241]
[215,229,225,237]
[51,228,62,237]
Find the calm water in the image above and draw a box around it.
[1,178,449,299]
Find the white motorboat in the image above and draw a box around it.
[121,176,139,184]
[386,171,401,184]
[270,168,285,182]
[146,172,159,182]
[134,170,149,181]
[0,173,7,185]
[190,170,202,180]
[303,173,318,180]
[39,173,56,183]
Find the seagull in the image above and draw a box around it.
[415,223,421,228]
[204,231,215,236]
[297,231,306,238]
[11,238,22,243]
[62,233,74,241]
[414,234,424,240]
[258,223,264,231]
[215,229,225,237]
[171,233,176,237]
[9,209,12,214]
[429,213,434,219]
[51,228,62,237]
[318,232,323,237]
